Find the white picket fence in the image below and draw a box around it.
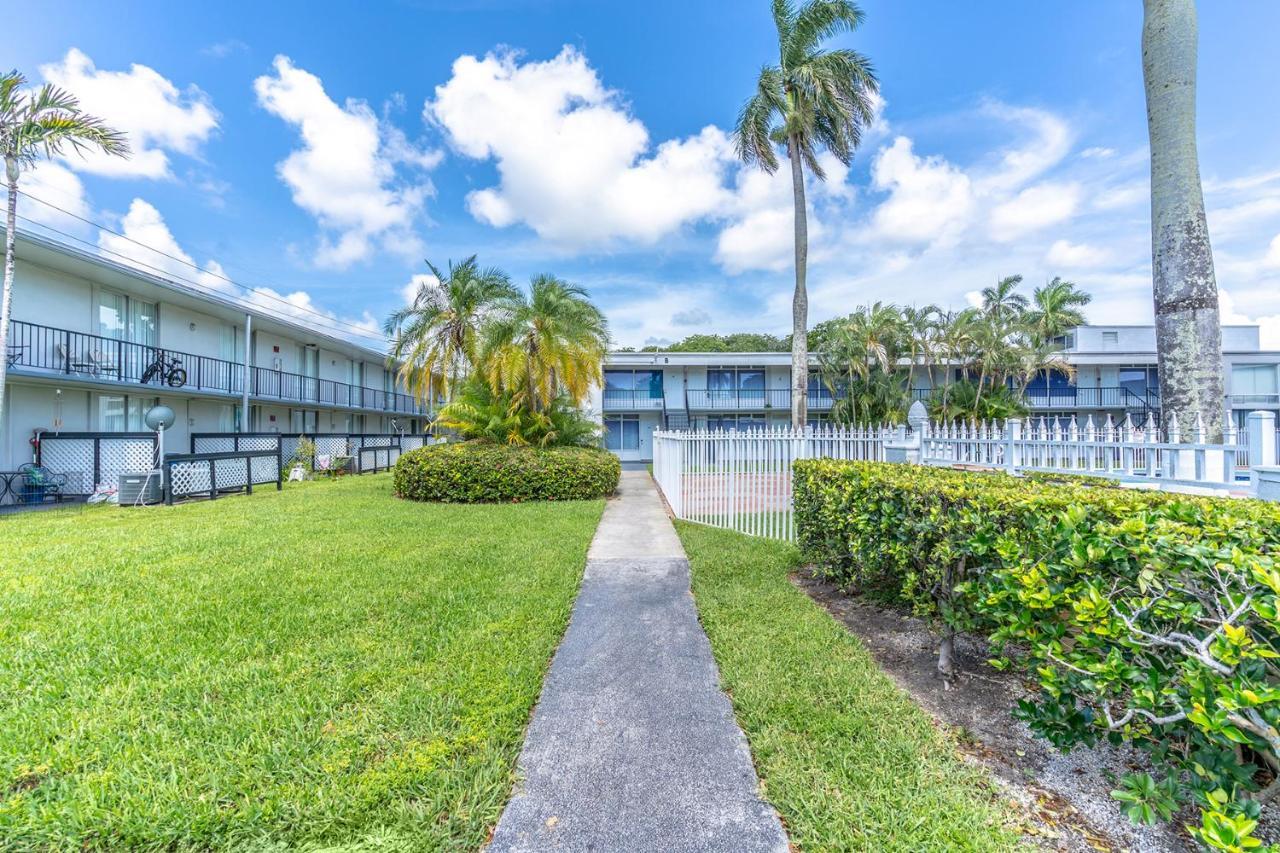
[652,411,1280,542]
[652,425,895,541]
[922,413,1248,487]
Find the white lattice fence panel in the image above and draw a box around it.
[250,455,278,483]
[401,436,424,451]
[313,436,349,457]
[360,448,377,472]
[193,437,235,453]
[238,436,280,452]
[101,439,156,488]
[170,461,212,497]
[214,457,249,491]
[38,438,94,494]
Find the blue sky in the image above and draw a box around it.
[7,0,1280,349]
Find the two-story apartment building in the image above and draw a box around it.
[594,326,1280,462]
[1,231,432,470]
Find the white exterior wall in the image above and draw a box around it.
[1,236,427,469]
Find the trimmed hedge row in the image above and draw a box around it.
[393,442,620,503]
[794,460,1280,848]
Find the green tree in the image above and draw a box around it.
[1025,276,1091,345]
[1142,0,1224,439]
[0,70,127,444]
[384,256,518,405]
[979,274,1028,324]
[734,0,878,429]
[480,275,610,413]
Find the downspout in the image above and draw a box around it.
[241,313,252,432]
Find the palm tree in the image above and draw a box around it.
[0,70,127,443]
[384,256,518,405]
[1025,276,1091,345]
[1142,0,1224,439]
[734,0,878,429]
[479,275,609,414]
[980,275,1028,324]
[901,303,939,393]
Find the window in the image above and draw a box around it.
[219,404,236,432]
[220,323,239,362]
[604,370,663,397]
[298,346,319,377]
[1102,330,1119,346]
[1232,365,1279,397]
[1118,367,1158,395]
[98,395,158,431]
[289,409,317,433]
[603,414,640,450]
[97,290,157,346]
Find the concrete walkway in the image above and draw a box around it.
[488,471,788,853]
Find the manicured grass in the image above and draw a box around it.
[678,521,1022,852]
[0,475,603,850]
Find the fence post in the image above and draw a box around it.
[1248,410,1277,468]
[1004,418,1023,475]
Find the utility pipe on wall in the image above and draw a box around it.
[241,313,252,432]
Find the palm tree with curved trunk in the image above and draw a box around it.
[734,0,878,429]
[384,256,518,406]
[480,275,609,414]
[1142,0,1224,439]
[0,70,128,445]
[1026,276,1091,345]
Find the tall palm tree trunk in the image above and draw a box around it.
[788,134,809,429]
[0,162,18,443]
[1143,0,1224,440]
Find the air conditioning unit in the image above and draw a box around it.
[119,470,162,506]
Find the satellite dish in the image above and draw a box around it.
[144,405,176,431]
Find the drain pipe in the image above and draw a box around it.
[241,313,252,432]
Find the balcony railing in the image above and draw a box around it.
[602,389,665,410]
[911,385,1160,410]
[686,388,793,410]
[5,319,431,416]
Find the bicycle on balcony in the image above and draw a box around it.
[141,350,188,387]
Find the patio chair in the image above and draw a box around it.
[17,463,69,504]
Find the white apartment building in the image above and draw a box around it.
[594,326,1280,462]
[1,232,432,470]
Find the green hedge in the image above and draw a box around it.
[794,460,1280,849]
[393,442,620,503]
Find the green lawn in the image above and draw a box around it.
[0,475,603,851]
[678,522,1022,852]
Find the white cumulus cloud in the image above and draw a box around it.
[989,182,1082,241]
[39,48,219,179]
[868,136,974,246]
[99,199,381,342]
[1045,239,1113,268]
[427,47,733,248]
[255,55,438,269]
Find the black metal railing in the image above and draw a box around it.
[910,385,1161,410]
[602,389,666,409]
[686,388,793,410]
[7,319,430,416]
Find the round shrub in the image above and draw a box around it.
[393,442,620,503]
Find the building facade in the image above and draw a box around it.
[594,327,1280,462]
[1,232,432,470]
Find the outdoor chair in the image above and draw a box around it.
[17,463,69,504]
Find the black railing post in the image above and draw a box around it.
[164,461,174,505]
[93,439,101,489]
[209,458,217,500]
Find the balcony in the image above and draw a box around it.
[686,388,792,410]
[601,389,665,411]
[911,385,1160,411]
[5,319,431,416]
[1230,393,1280,408]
